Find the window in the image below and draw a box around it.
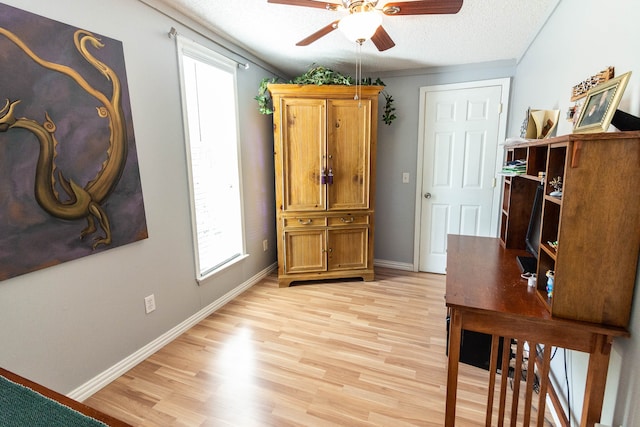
[177,37,246,281]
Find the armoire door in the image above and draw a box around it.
[327,227,368,271]
[283,229,326,274]
[326,99,371,211]
[280,98,326,212]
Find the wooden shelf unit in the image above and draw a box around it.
[500,132,640,327]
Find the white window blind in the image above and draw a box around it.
[177,36,246,281]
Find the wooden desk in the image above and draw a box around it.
[0,367,131,426]
[444,235,629,427]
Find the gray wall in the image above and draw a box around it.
[0,0,279,394]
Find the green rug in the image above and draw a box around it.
[0,375,107,426]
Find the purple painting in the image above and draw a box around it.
[0,3,148,281]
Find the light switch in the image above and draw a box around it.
[402,172,410,184]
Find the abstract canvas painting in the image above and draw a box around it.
[0,3,148,281]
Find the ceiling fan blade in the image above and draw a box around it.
[296,20,340,46]
[268,0,340,10]
[381,0,463,15]
[371,26,395,51]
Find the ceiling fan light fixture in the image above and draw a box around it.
[338,9,382,43]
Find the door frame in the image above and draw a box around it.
[413,78,511,272]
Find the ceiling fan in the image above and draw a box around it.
[267,0,463,51]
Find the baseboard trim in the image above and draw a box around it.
[69,263,277,402]
[374,259,414,271]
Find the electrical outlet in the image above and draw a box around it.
[262,239,268,252]
[402,172,410,183]
[144,294,156,314]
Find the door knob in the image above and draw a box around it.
[424,193,432,199]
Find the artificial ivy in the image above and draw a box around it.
[255,77,278,115]
[255,65,397,125]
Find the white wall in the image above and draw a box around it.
[0,0,279,395]
[509,1,640,425]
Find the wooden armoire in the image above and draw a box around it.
[268,84,383,287]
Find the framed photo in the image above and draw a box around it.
[573,71,631,133]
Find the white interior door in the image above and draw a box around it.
[416,79,509,273]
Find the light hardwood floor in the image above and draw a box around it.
[85,268,553,426]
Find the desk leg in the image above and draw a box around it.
[580,334,613,427]
[445,308,462,427]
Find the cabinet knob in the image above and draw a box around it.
[424,193,432,199]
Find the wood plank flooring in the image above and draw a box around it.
[85,268,554,426]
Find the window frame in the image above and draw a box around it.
[176,35,248,283]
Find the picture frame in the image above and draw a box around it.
[573,71,631,133]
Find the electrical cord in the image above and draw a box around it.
[564,349,571,426]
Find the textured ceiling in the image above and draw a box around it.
[154,0,560,77]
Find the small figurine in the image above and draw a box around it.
[546,270,555,299]
[549,176,562,197]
